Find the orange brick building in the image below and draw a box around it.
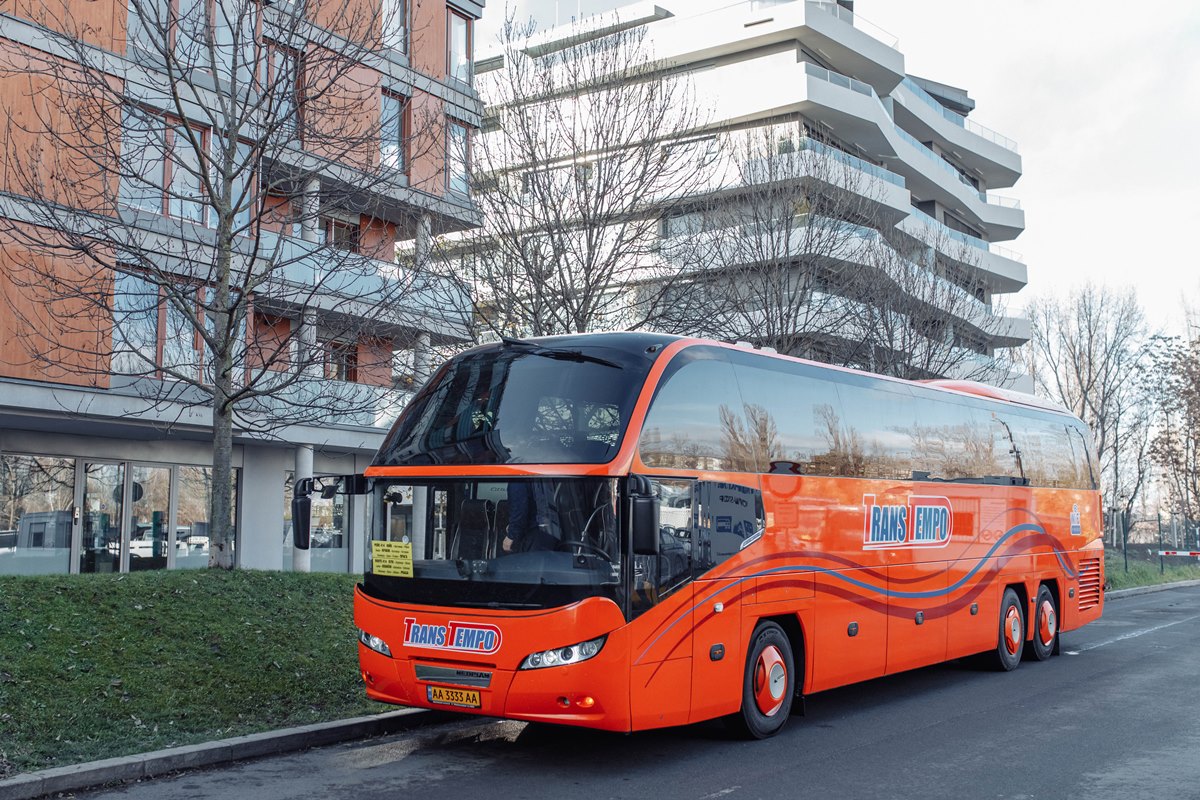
[0,0,485,574]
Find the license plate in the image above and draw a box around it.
[427,685,481,708]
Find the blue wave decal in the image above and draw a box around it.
[636,521,1070,665]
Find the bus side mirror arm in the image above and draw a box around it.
[630,475,660,557]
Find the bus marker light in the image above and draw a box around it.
[577,696,595,709]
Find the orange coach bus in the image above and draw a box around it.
[293,332,1104,738]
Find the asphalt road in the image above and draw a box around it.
[78,586,1200,800]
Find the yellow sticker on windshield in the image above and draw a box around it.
[372,540,413,578]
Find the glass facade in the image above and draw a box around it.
[0,455,75,575]
[0,453,241,574]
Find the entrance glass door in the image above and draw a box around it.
[128,465,171,571]
[79,462,124,573]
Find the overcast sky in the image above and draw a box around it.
[477,1,1200,333]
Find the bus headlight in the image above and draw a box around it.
[359,628,393,657]
[519,635,606,670]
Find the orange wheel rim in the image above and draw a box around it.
[753,644,787,717]
[1038,600,1056,647]
[1003,606,1022,656]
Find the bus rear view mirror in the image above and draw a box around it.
[629,475,660,556]
[292,477,313,551]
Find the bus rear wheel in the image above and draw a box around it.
[1028,584,1057,661]
[991,587,1025,672]
[728,621,794,739]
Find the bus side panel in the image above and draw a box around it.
[808,568,888,693]
[885,562,948,675]
[689,578,744,723]
[945,552,1002,660]
[629,585,693,731]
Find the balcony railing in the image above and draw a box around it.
[804,60,875,98]
[907,207,1024,262]
[899,77,1020,154]
[806,0,900,50]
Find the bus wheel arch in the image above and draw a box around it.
[728,619,796,739]
[1028,581,1059,661]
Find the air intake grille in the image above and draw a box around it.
[1077,558,1102,610]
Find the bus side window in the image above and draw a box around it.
[692,480,764,575]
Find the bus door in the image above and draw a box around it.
[629,478,694,730]
[688,480,763,722]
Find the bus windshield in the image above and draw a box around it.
[362,477,622,610]
[373,342,653,466]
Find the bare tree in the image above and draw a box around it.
[1149,335,1200,533]
[448,13,710,337]
[1024,284,1152,539]
[851,226,1019,383]
[670,122,885,356]
[0,0,466,566]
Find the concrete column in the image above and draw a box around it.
[240,446,288,570]
[297,310,321,378]
[301,178,321,243]
[412,331,432,386]
[414,211,432,269]
[293,444,313,573]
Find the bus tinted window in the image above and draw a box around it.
[375,345,649,466]
[1009,413,1089,489]
[639,349,748,471]
[829,374,916,480]
[910,398,1015,481]
[723,353,848,476]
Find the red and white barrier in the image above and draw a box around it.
[1157,551,1200,557]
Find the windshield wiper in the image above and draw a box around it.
[911,471,1030,486]
[500,336,622,369]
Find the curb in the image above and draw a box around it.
[1106,578,1200,601]
[0,708,433,800]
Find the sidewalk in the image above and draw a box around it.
[0,708,434,800]
[5,580,1199,800]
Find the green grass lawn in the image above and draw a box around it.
[0,570,379,778]
[1105,552,1200,591]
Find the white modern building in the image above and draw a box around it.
[470,0,1030,383]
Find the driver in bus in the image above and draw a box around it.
[502,480,560,553]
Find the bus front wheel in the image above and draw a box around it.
[729,621,794,739]
[992,587,1025,672]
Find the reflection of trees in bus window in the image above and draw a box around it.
[1009,414,1080,489]
[813,404,867,477]
[640,353,743,471]
[910,400,1010,480]
[719,403,780,473]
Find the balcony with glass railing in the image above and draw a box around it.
[899,77,1019,154]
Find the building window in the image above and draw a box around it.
[382,0,407,52]
[127,0,168,57]
[266,43,302,141]
[323,340,358,382]
[448,9,472,84]
[167,123,207,223]
[380,91,407,174]
[112,272,162,376]
[447,120,469,195]
[0,455,76,576]
[176,465,239,570]
[323,218,361,252]
[119,107,166,213]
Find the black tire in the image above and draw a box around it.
[727,622,794,739]
[991,587,1025,672]
[1027,584,1058,662]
